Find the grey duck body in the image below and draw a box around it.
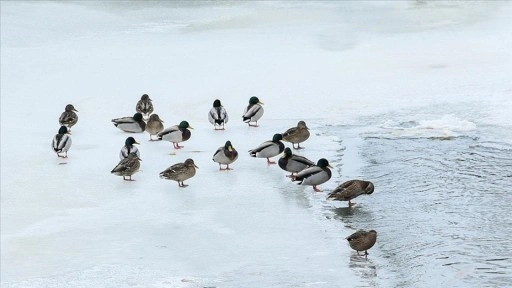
[278,147,314,176]
[112,113,146,133]
[213,141,238,170]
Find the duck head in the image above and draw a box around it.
[298,121,309,130]
[133,113,144,122]
[282,147,293,158]
[65,104,78,112]
[317,158,333,168]
[184,158,198,168]
[58,126,69,135]
[272,133,283,142]
[141,94,151,101]
[213,99,221,108]
[125,137,139,146]
[179,121,193,129]
[249,96,263,105]
[148,114,163,122]
[365,182,375,195]
[225,140,234,151]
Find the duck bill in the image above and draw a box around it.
[73,109,79,112]
[228,146,233,152]
[194,164,199,169]
[328,165,333,168]
[188,126,194,129]
[259,101,264,105]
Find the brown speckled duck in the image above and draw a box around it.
[136,94,153,119]
[282,121,310,149]
[59,104,79,131]
[346,230,377,258]
[159,158,198,187]
[145,114,164,140]
[111,152,141,181]
[327,180,374,207]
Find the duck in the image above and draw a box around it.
[242,96,264,127]
[145,114,164,140]
[213,140,238,170]
[248,133,285,164]
[346,230,377,258]
[159,158,198,187]
[52,126,72,158]
[119,137,140,160]
[282,121,310,149]
[112,112,146,133]
[156,121,193,149]
[278,147,315,177]
[291,158,333,192]
[327,180,375,207]
[110,152,141,181]
[59,104,78,131]
[208,99,229,130]
[136,94,153,119]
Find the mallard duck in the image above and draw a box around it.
[52,126,72,158]
[145,114,164,140]
[157,121,192,149]
[59,104,78,131]
[119,137,140,160]
[248,133,284,164]
[112,112,146,133]
[346,230,377,258]
[213,140,238,170]
[291,158,333,192]
[111,152,141,181]
[278,147,314,177]
[208,99,229,130]
[136,94,153,119]
[327,180,374,207]
[282,121,310,149]
[242,96,264,127]
[160,158,198,187]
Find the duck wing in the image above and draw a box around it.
[248,140,274,155]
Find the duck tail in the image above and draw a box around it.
[242,116,250,122]
[292,176,303,184]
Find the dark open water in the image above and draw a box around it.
[323,110,512,287]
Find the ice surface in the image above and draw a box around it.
[1,1,511,287]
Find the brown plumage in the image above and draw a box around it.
[159,158,198,187]
[59,104,79,131]
[145,114,164,140]
[346,230,377,257]
[111,153,141,181]
[327,180,374,207]
[282,121,310,149]
[136,94,153,118]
